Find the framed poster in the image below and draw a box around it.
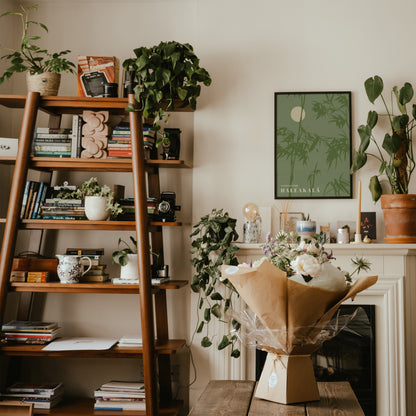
[274,92,352,199]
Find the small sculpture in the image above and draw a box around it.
[80,110,109,158]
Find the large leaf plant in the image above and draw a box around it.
[351,75,416,201]
[123,41,211,147]
[190,209,241,358]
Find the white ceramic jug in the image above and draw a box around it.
[56,254,92,283]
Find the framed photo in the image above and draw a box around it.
[279,211,304,233]
[274,92,352,199]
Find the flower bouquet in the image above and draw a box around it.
[222,232,377,404]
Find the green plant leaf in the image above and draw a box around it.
[357,125,371,152]
[350,150,367,173]
[204,308,211,322]
[196,321,204,333]
[382,132,401,155]
[367,111,378,129]
[399,82,414,106]
[369,175,383,202]
[364,75,383,104]
[218,335,230,350]
[211,304,221,318]
[201,336,212,348]
[231,349,241,358]
[210,292,223,301]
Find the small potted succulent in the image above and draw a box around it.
[351,75,416,242]
[59,177,122,221]
[0,4,76,95]
[123,41,212,150]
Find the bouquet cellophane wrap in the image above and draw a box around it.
[222,260,377,404]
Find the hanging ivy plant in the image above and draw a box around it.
[190,208,241,358]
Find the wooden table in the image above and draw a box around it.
[189,380,365,415]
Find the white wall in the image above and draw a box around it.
[1,0,416,411]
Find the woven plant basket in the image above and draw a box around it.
[26,72,61,96]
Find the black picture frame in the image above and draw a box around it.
[274,91,352,199]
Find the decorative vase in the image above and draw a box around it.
[56,254,92,283]
[26,72,61,96]
[84,196,110,221]
[381,194,416,243]
[296,220,316,239]
[120,254,138,280]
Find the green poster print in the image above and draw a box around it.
[274,92,352,199]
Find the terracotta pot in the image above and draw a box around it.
[26,72,61,96]
[381,194,416,243]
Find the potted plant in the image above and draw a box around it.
[112,236,162,280]
[351,75,416,242]
[190,208,241,358]
[295,213,316,240]
[112,236,138,280]
[59,177,122,221]
[0,4,76,95]
[123,41,212,149]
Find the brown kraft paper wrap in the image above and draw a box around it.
[222,260,378,404]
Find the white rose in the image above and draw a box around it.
[252,256,268,268]
[290,254,321,278]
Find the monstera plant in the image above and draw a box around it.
[351,75,416,243]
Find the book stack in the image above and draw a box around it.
[94,380,145,411]
[1,320,61,345]
[65,248,108,282]
[39,184,85,220]
[0,381,64,409]
[117,197,157,221]
[20,180,49,219]
[108,126,132,158]
[117,336,143,348]
[33,127,73,158]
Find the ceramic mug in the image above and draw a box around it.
[56,254,92,283]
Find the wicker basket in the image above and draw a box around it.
[26,72,61,96]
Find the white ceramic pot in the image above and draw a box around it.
[84,196,110,221]
[296,220,317,239]
[26,72,61,96]
[120,254,138,280]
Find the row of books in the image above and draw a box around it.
[0,381,64,409]
[94,380,145,411]
[1,320,60,345]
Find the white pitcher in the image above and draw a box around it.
[56,255,92,283]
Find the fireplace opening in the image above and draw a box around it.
[255,304,376,415]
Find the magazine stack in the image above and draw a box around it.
[0,382,64,409]
[1,320,60,345]
[94,380,145,411]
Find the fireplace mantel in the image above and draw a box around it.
[231,243,416,416]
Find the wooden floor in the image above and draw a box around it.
[189,380,365,416]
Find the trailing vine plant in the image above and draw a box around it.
[190,208,241,358]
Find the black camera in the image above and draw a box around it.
[158,192,181,222]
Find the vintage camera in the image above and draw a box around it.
[158,192,181,222]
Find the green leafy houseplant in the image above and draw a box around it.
[0,4,75,84]
[123,41,212,148]
[59,177,122,217]
[112,236,137,266]
[351,75,416,201]
[190,209,241,357]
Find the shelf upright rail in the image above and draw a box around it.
[128,94,159,416]
[0,92,40,324]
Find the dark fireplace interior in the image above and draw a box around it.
[255,304,376,415]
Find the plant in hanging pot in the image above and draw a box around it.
[351,75,416,242]
[0,4,76,95]
[122,41,212,150]
[59,177,122,221]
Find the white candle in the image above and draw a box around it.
[356,180,361,235]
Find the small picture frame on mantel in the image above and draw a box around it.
[361,212,376,240]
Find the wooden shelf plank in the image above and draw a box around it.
[17,220,182,230]
[0,157,193,171]
[25,397,183,415]
[0,94,194,116]
[9,280,188,293]
[0,339,186,357]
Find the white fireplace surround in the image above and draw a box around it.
[216,243,416,416]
